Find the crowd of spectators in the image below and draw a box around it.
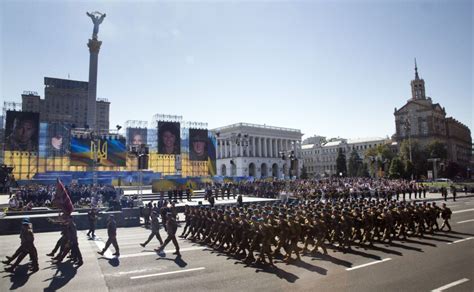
[6,183,121,211]
[204,178,430,201]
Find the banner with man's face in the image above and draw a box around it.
[4,111,40,152]
[158,122,181,155]
[189,129,208,161]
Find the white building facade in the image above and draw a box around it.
[301,136,389,177]
[213,123,303,178]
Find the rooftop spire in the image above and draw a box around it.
[414,58,419,80]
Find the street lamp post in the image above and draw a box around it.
[280,150,297,180]
[427,158,440,181]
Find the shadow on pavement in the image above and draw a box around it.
[255,264,299,283]
[311,253,352,268]
[404,238,437,247]
[291,259,327,275]
[330,245,383,260]
[365,244,403,256]
[388,242,423,252]
[43,262,77,292]
[155,253,188,268]
[420,236,453,243]
[108,258,120,267]
[449,231,474,236]
[431,233,462,239]
[2,264,31,290]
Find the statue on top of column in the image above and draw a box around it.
[86,11,106,40]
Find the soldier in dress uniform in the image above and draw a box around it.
[98,215,120,257]
[3,218,39,273]
[155,212,181,256]
[141,211,164,247]
[440,203,452,232]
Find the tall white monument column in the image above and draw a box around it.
[87,39,101,130]
[86,11,106,131]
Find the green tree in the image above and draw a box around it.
[348,150,362,177]
[404,160,414,180]
[399,139,428,179]
[336,148,347,176]
[389,156,404,179]
[426,140,448,159]
[357,162,370,177]
[365,143,395,177]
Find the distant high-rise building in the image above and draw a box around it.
[21,77,110,131]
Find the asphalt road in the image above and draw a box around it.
[1,198,473,292]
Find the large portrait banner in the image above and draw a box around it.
[4,111,40,152]
[189,129,208,161]
[158,122,181,155]
[126,127,147,146]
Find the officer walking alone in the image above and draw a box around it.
[98,215,120,257]
[87,207,98,238]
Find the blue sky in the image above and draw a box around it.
[1,0,472,140]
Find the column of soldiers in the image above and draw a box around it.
[179,198,452,266]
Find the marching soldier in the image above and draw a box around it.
[155,212,181,256]
[98,215,120,257]
[440,203,452,232]
[3,218,39,273]
[140,211,164,247]
[284,215,301,262]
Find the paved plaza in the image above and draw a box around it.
[1,197,473,292]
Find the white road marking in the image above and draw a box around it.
[120,246,206,258]
[130,267,206,279]
[453,208,474,214]
[431,278,470,292]
[447,237,474,245]
[346,258,392,271]
[457,219,474,224]
[93,236,114,259]
[105,267,166,277]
